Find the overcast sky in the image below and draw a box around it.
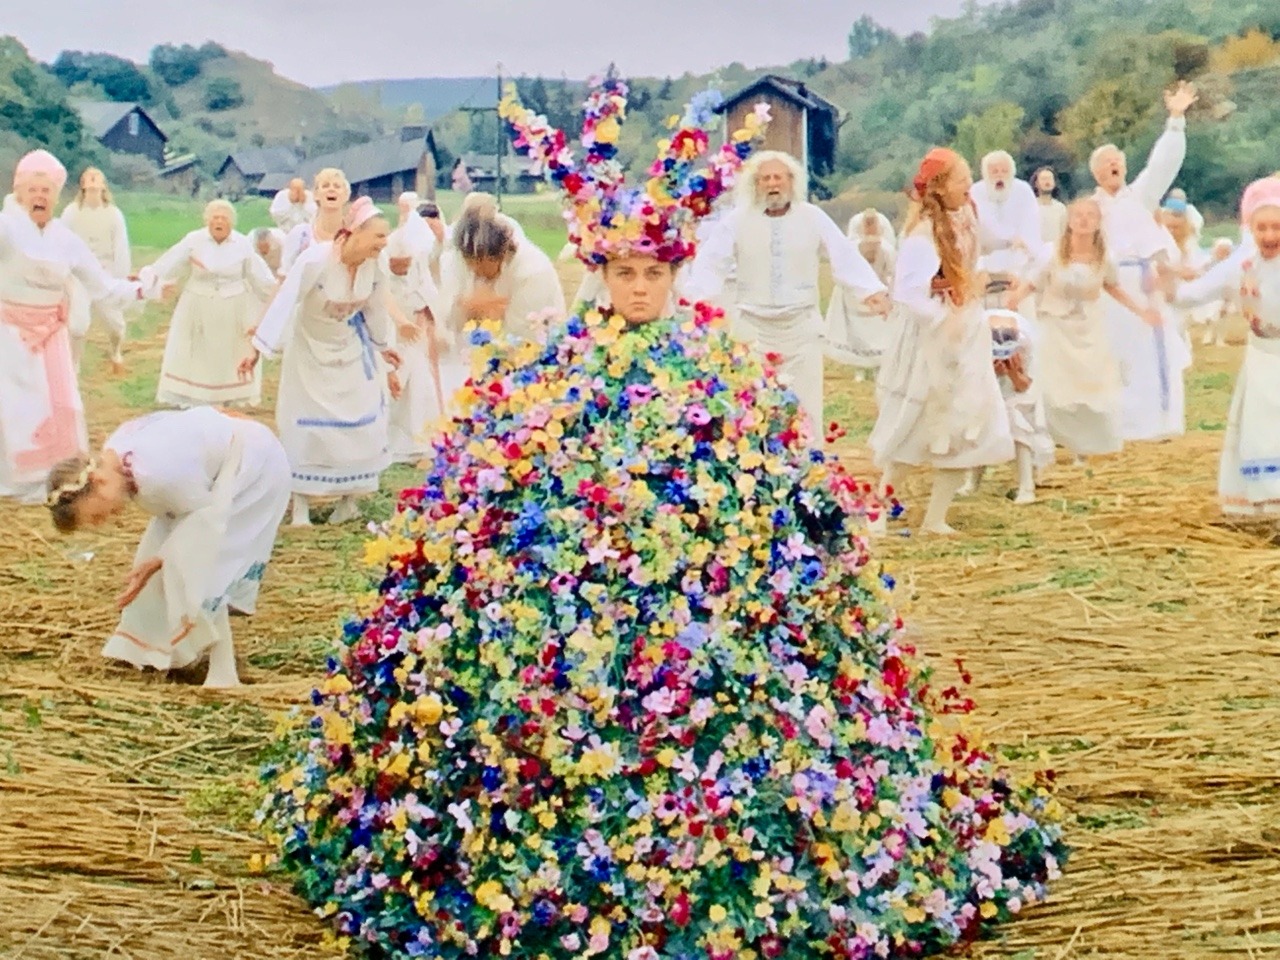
[5,0,977,87]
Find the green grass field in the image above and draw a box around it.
[114,190,569,261]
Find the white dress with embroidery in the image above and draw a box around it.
[870,211,1014,470]
[0,213,138,500]
[140,229,277,407]
[823,235,898,369]
[386,244,454,461]
[252,242,394,496]
[1027,251,1123,456]
[1175,255,1280,516]
[100,407,291,673]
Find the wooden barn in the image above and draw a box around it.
[300,126,442,203]
[216,147,302,198]
[157,154,201,197]
[717,75,839,189]
[460,152,540,195]
[73,100,168,167]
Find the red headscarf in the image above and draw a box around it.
[911,147,961,199]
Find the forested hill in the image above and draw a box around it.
[492,0,1280,218]
[4,0,1280,217]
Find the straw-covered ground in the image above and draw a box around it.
[2,222,1279,959]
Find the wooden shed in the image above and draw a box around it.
[717,75,839,186]
[73,100,168,167]
[216,146,302,198]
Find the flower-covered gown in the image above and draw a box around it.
[261,304,1064,959]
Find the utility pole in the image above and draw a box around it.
[460,61,506,209]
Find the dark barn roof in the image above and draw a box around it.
[300,129,440,186]
[717,75,838,117]
[73,100,168,142]
[218,146,301,179]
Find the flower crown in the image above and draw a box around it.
[46,459,96,507]
[500,74,769,266]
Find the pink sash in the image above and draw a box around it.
[2,299,81,472]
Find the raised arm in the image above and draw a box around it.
[1171,257,1241,310]
[1132,83,1196,210]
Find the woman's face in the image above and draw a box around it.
[350,218,390,260]
[1035,169,1056,195]
[81,169,106,198]
[74,469,130,528]
[207,211,233,242]
[17,176,59,227]
[603,255,676,324]
[941,162,973,210]
[1067,201,1101,238]
[315,176,347,210]
[1251,207,1280,260]
[466,255,506,282]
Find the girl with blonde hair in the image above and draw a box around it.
[869,147,1012,535]
[279,167,350,276]
[60,166,132,373]
[1005,197,1156,458]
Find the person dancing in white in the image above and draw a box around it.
[0,150,142,502]
[689,150,888,442]
[1090,81,1198,442]
[141,200,277,409]
[869,148,1013,535]
[823,207,898,378]
[279,168,349,277]
[243,197,400,527]
[61,167,132,374]
[1168,178,1280,521]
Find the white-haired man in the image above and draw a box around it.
[1091,80,1197,442]
[688,151,888,442]
[269,177,317,233]
[970,150,1042,302]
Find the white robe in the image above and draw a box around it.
[61,201,132,365]
[1175,255,1280,516]
[252,243,395,496]
[100,408,290,680]
[971,179,1044,280]
[870,212,1014,470]
[1037,199,1068,245]
[1094,117,1190,442]
[823,235,897,368]
[1028,251,1123,456]
[689,202,885,438]
[438,231,565,349]
[141,229,277,407]
[386,240,455,461]
[0,213,139,500]
[269,190,318,233]
[279,222,316,278]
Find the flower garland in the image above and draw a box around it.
[499,75,768,266]
[259,307,1065,959]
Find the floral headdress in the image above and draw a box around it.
[500,73,769,266]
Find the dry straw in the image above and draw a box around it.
[2,271,1277,958]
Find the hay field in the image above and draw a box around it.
[2,200,1278,959]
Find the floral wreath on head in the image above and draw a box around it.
[499,72,769,267]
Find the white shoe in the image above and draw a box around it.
[956,483,976,498]
[1013,488,1036,505]
[328,496,361,525]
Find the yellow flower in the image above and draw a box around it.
[709,904,727,923]
[595,115,621,144]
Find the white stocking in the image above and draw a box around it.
[290,493,312,527]
[922,468,966,535]
[1014,444,1036,504]
[203,632,239,688]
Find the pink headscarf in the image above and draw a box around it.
[1240,177,1280,225]
[343,196,381,234]
[13,150,67,192]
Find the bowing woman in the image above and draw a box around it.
[242,197,401,527]
[0,150,142,502]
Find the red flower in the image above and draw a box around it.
[670,890,691,928]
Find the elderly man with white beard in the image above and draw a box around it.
[688,150,889,443]
[1091,80,1198,443]
[971,151,1043,306]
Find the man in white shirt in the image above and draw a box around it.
[688,150,888,443]
[970,150,1043,308]
[1091,80,1198,442]
[269,178,317,233]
